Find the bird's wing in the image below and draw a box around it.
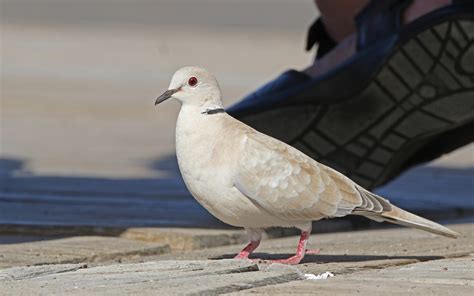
[234,132,391,220]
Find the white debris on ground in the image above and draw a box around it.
[304,271,335,280]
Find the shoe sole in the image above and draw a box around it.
[290,19,474,189]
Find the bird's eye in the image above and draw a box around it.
[188,76,198,87]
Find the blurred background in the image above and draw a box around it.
[1,0,316,178]
[0,0,472,233]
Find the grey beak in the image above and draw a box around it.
[155,88,179,105]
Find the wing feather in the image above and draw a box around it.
[234,132,391,221]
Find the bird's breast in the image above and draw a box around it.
[175,111,235,209]
[173,109,296,228]
[175,134,292,228]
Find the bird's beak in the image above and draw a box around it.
[155,88,179,106]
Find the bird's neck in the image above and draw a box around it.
[175,104,229,175]
[176,104,227,146]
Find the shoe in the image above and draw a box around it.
[228,0,474,189]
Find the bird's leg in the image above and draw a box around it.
[234,228,262,259]
[265,223,320,264]
[268,230,311,265]
[234,240,261,259]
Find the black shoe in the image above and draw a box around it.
[228,0,474,190]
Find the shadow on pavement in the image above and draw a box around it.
[0,156,227,245]
[0,156,473,244]
[213,253,444,263]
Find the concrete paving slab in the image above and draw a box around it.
[120,228,247,251]
[0,227,247,252]
[0,236,170,269]
[0,260,303,296]
[231,256,474,296]
[0,263,87,281]
[147,223,474,275]
[1,225,472,295]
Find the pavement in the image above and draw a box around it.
[1,0,473,295]
[0,223,472,295]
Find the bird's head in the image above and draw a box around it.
[155,66,223,110]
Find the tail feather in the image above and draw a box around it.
[365,205,460,239]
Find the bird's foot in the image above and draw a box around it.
[305,248,320,255]
[233,252,250,259]
[234,240,261,259]
[265,254,304,265]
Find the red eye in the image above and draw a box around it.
[188,76,198,86]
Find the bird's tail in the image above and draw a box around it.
[365,205,460,239]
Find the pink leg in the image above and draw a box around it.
[269,230,312,265]
[234,240,261,259]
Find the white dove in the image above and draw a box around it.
[155,66,459,265]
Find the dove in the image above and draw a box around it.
[155,66,460,265]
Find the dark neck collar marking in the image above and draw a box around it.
[201,108,225,115]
